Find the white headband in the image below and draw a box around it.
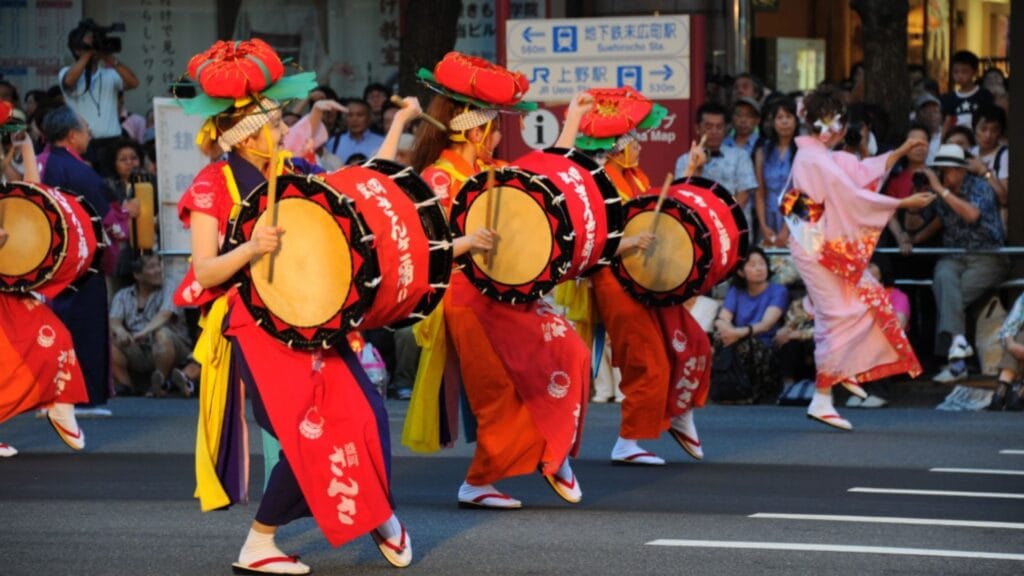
[449,108,497,132]
[217,98,281,151]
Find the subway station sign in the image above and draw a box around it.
[506,15,691,102]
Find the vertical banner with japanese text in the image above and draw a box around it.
[153,97,208,293]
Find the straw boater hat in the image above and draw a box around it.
[574,87,667,153]
[177,38,317,152]
[417,51,537,135]
[929,143,968,169]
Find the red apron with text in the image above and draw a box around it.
[656,305,712,416]
[227,298,392,547]
[0,293,89,422]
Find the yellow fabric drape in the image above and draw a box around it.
[401,305,447,453]
[554,279,594,348]
[192,294,237,512]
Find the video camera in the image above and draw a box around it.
[70,18,126,54]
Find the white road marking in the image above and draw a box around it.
[930,467,1024,476]
[1000,450,1024,455]
[749,513,1024,530]
[645,539,1024,561]
[849,487,1024,499]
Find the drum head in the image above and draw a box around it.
[451,166,570,303]
[0,196,53,277]
[465,184,553,286]
[0,182,102,298]
[230,175,377,349]
[249,197,352,328]
[611,195,713,307]
[618,211,694,293]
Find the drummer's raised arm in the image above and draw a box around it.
[18,134,39,184]
[376,96,423,162]
[554,92,595,149]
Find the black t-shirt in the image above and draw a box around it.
[940,86,995,127]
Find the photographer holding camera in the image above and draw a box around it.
[60,19,138,175]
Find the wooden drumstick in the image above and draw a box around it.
[266,143,280,283]
[390,94,448,132]
[643,172,674,265]
[484,167,496,268]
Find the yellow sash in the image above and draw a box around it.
[192,294,238,511]
[401,304,447,452]
[400,156,471,453]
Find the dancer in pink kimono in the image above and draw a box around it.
[781,88,935,430]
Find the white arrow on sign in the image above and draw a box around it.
[520,108,560,150]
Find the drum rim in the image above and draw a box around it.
[361,158,453,326]
[69,192,107,293]
[0,182,101,296]
[612,193,714,307]
[543,146,625,270]
[229,173,379,350]
[450,165,571,303]
[674,175,750,269]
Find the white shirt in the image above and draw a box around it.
[970,145,1009,181]
[59,65,124,138]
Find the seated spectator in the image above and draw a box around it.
[675,102,758,242]
[713,247,789,403]
[754,97,797,248]
[110,253,193,397]
[724,96,761,156]
[915,144,1009,383]
[941,50,994,132]
[989,292,1024,411]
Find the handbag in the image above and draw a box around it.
[976,295,1007,376]
[710,343,754,403]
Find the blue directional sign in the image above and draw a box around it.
[617,66,642,91]
[514,60,690,101]
[552,26,577,53]
[521,25,545,44]
[508,16,689,60]
[507,15,690,102]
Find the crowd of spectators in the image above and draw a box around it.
[1,39,1018,418]
[691,50,1017,408]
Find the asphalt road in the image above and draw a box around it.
[1,399,1022,576]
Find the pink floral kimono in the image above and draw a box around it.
[782,136,922,389]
